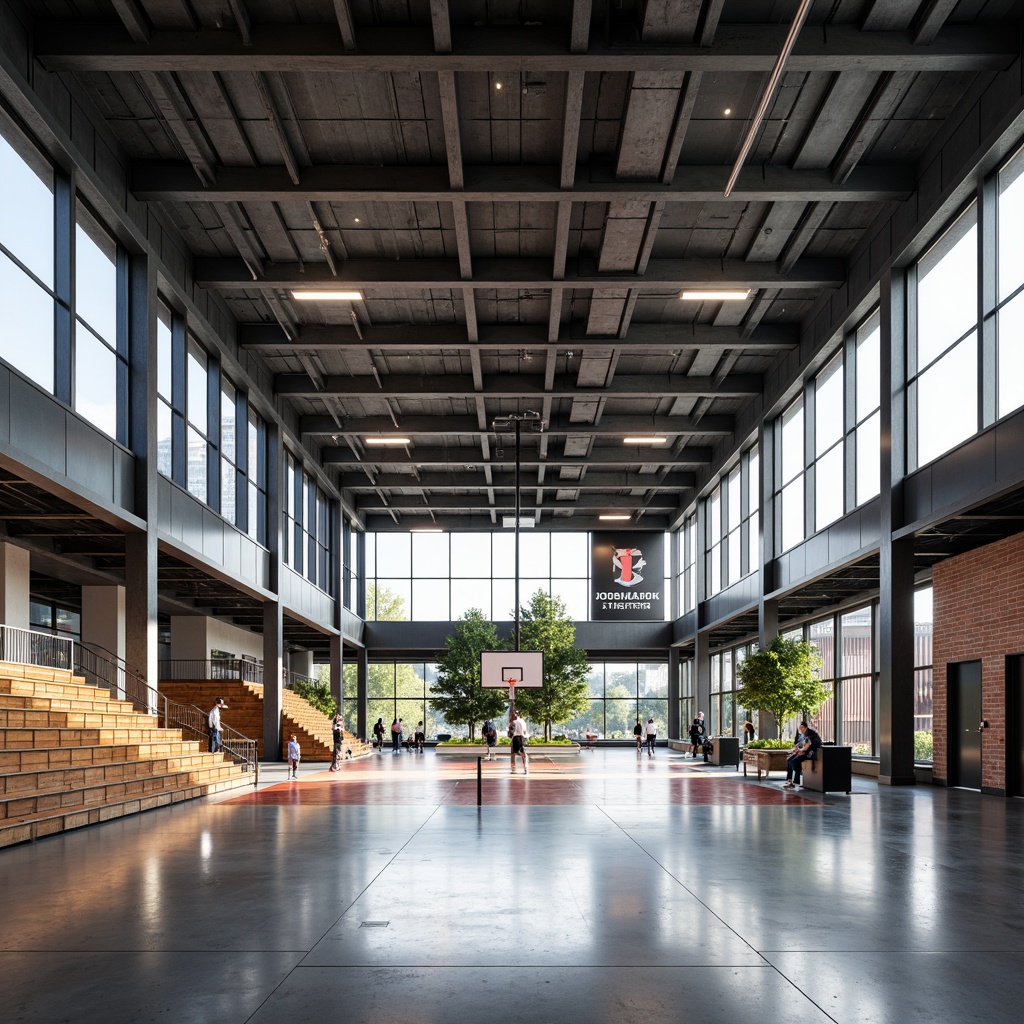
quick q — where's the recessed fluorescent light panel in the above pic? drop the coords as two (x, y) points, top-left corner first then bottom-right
(623, 436), (667, 445)
(599, 515), (632, 521)
(291, 290), (364, 301)
(680, 290), (750, 301)
(364, 437), (410, 446)
(411, 528), (444, 533)
(502, 516), (536, 528)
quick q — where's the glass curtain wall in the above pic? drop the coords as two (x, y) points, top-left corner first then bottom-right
(366, 532), (636, 622)
(914, 587), (934, 762)
(563, 663), (669, 739)
(704, 447), (759, 597)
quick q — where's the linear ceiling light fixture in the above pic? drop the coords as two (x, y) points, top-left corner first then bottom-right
(599, 515), (632, 521)
(623, 436), (668, 445)
(681, 289), (750, 301)
(364, 436), (410, 446)
(291, 289), (364, 301)
(723, 0), (813, 199)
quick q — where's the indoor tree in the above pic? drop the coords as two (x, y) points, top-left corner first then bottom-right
(736, 635), (828, 741)
(513, 590), (590, 740)
(430, 609), (510, 740)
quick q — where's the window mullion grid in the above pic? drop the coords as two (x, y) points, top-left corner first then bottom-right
(206, 352), (220, 513)
(170, 313), (187, 486)
(843, 330), (856, 516)
(54, 171), (73, 405)
(803, 380), (814, 543)
(115, 248), (129, 445)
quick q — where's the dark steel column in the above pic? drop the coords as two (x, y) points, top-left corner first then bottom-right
(667, 645), (681, 739)
(356, 645), (369, 742)
(263, 422), (284, 760)
(878, 268), (916, 785)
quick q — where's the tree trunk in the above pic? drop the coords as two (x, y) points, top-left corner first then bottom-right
(469, 723), (476, 740)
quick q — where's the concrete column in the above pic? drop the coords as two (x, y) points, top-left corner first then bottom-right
(694, 629), (711, 730)
(290, 650), (314, 680)
(169, 615), (209, 661)
(81, 585), (126, 698)
(0, 542), (30, 629)
(667, 646), (681, 739)
(356, 645), (368, 742)
(263, 600), (284, 759)
(330, 633), (343, 709)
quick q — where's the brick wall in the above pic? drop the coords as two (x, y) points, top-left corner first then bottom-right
(932, 531), (1024, 790)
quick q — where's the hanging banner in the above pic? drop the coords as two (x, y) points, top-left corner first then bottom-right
(590, 532), (666, 621)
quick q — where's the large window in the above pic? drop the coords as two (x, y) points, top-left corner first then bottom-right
(74, 205), (124, 440)
(777, 397), (805, 552)
(704, 446), (758, 597)
(0, 123), (55, 391)
(912, 205), (979, 467)
(680, 514), (697, 613)
(563, 662), (668, 740)
(284, 453), (334, 594)
(854, 315), (881, 505)
(365, 531), (598, 621)
(186, 338), (210, 502)
(913, 587), (934, 763)
(997, 143), (1024, 417)
(814, 353), (844, 530)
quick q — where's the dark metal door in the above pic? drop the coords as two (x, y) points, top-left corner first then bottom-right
(949, 660), (982, 790)
(1008, 655), (1024, 798)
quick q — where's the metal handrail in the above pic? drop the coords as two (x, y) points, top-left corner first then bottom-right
(158, 659), (264, 684)
(75, 641), (167, 722)
(0, 623), (74, 670)
(285, 671), (316, 690)
(163, 700), (259, 785)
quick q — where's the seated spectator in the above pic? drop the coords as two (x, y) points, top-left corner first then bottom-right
(783, 721), (822, 790)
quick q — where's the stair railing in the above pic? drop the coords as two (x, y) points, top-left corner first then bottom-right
(74, 641), (168, 722)
(160, 699), (259, 786)
(158, 659), (264, 684)
(0, 623), (74, 671)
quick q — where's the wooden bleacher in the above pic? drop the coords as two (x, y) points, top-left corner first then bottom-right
(156, 680), (372, 761)
(0, 660), (252, 849)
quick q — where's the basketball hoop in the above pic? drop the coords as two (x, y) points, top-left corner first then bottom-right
(506, 677), (517, 693)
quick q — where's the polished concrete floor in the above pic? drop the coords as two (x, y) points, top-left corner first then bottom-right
(1, 749), (1021, 1024)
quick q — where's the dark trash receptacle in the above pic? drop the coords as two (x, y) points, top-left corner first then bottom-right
(709, 736), (741, 768)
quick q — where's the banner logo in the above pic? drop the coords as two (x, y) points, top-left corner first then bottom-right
(612, 546), (645, 587)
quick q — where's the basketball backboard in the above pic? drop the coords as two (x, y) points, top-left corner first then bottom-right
(480, 650), (544, 688)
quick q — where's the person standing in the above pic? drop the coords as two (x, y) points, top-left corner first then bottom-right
(509, 711), (529, 775)
(645, 717), (658, 757)
(743, 720), (756, 745)
(331, 713), (344, 771)
(633, 718), (644, 755)
(483, 719), (498, 760)
(287, 734), (301, 780)
(373, 717), (385, 752)
(208, 697), (228, 754)
(391, 717), (402, 754)
(414, 721), (425, 752)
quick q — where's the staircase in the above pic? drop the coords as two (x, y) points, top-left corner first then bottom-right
(0, 660), (253, 849)
(156, 680), (372, 760)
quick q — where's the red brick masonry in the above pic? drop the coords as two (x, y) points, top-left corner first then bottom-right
(932, 531), (1024, 789)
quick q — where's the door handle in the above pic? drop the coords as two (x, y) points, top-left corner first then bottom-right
(978, 720), (989, 733)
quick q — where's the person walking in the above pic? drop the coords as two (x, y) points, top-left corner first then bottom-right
(644, 716), (658, 757)
(391, 718), (402, 754)
(509, 710), (529, 775)
(207, 697), (228, 754)
(373, 717), (385, 752)
(414, 721), (425, 752)
(287, 734), (301, 780)
(633, 718), (644, 755)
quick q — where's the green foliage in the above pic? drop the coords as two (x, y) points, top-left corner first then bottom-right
(366, 582), (407, 622)
(745, 738), (792, 749)
(513, 590), (591, 740)
(914, 730), (934, 761)
(292, 678), (337, 717)
(430, 609), (510, 740)
(736, 636), (827, 741)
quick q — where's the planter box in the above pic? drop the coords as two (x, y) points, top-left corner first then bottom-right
(743, 747), (790, 780)
(434, 743), (580, 756)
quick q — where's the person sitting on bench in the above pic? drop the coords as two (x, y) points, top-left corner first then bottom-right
(783, 721), (822, 790)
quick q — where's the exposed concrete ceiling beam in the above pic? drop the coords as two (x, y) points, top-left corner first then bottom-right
(342, 470), (697, 491)
(302, 413), (734, 436)
(325, 447), (710, 469)
(353, 495), (684, 513)
(36, 24), (1017, 74)
(241, 320), (797, 352)
(277, 372), (763, 399)
(131, 160), (914, 203)
(331, 1), (357, 51)
(197, 256), (845, 290)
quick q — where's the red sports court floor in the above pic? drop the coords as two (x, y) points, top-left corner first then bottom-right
(225, 748), (824, 806)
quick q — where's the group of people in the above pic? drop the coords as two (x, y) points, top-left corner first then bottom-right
(633, 717), (659, 756)
(372, 717), (426, 754)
